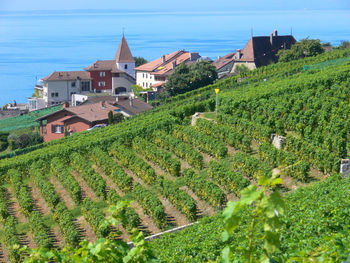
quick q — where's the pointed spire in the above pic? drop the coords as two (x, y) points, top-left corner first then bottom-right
(115, 35), (135, 63)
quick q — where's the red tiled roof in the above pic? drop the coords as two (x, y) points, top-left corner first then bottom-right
(84, 60), (123, 73)
(134, 50), (185, 72)
(115, 36), (135, 63)
(151, 82), (164, 87)
(152, 52), (192, 76)
(42, 71), (91, 81)
(37, 102), (119, 123)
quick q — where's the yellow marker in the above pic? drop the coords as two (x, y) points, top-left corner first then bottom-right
(197, 94), (200, 96)
(214, 88), (220, 94)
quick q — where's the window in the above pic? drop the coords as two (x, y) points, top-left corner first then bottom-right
(98, 81), (106, 87)
(143, 73), (144, 78)
(81, 81), (90, 91)
(51, 92), (59, 98)
(70, 92), (76, 96)
(55, 92), (58, 97)
(71, 81), (76, 87)
(124, 64), (128, 69)
(146, 82), (148, 88)
(100, 72), (106, 77)
(51, 125), (64, 134)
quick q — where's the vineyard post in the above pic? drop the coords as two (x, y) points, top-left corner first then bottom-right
(215, 88), (220, 116)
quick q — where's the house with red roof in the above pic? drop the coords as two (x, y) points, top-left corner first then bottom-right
(134, 50), (200, 91)
(37, 101), (121, 141)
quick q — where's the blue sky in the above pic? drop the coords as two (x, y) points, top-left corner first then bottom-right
(1, 0), (349, 11)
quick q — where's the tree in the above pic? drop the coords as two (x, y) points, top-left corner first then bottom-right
(339, 41), (350, 49)
(0, 132), (9, 151)
(113, 113), (124, 123)
(165, 61), (217, 96)
(233, 64), (250, 74)
(134, 57), (148, 67)
(108, 110), (114, 125)
(277, 38), (324, 62)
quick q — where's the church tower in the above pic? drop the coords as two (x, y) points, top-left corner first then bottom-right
(115, 35), (135, 78)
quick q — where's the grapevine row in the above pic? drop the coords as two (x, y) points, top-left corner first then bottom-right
(81, 198), (110, 238)
(71, 152), (107, 199)
(156, 176), (197, 221)
(110, 144), (156, 184)
(173, 126), (227, 158)
(195, 118), (252, 152)
(90, 148), (133, 192)
(231, 152), (272, 179)
(50, 157), (82, 204)
(208, 160), (250, 196)
(132, 137), (181, 177)
(152, 130), (203, 170)
(183, 169), (226, 208)
(132, 183), (167, 229)
(106, 189), (140, 231)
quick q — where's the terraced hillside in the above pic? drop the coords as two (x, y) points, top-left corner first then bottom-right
(0, 48), (350, 262)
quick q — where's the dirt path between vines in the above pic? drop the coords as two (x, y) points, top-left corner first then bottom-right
(5, 187), (27, 224)
(158, 196), (190, 227)
(93, 165), (160, 236)
(76, 216), (97, 243)
(180, 186), (215, 217)
(50, 177), (75, 209)
(71, 171), (99, 202)
(28, 182), (51, 216)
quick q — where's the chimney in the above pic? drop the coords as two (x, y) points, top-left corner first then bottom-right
(129, 95), (134, 107)
(237, 49), (241, 59)
(217, 56), (221, 60)
(273, 29), (278, 36)
(162, 55), (166, 63)
(63, 102), (69, 108)
(100, 101), (106, 109)
(270, 33), (273, 45)
(172, 61), (176, 69)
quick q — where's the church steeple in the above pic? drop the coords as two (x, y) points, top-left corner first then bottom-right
(115, 36), (135, 63)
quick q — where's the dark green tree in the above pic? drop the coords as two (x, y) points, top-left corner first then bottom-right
(108, 110), (114, 125)
(277, 38), (324, 62)
(165, 61), (217, 96)
(113, 113), (124, 123)
(134, 56), (148, 67)
(0, 132), (9, 151)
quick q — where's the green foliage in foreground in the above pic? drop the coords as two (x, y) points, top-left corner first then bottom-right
(151, 175), (350, 262)
(22, 176), (350, 262)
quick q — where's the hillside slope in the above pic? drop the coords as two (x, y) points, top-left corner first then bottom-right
(0, 49), (350, 262)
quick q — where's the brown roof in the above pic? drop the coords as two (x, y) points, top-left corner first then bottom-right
(42, 71), (91, 81)
(152, 52), (192, 76)
(239, 32), (296, 67)
(37, 102), (119, 123)
(115, 36), (135, 63)
(213, 52), (235, 70)
(134, 50), (185, 72)
(80, 95), (153, 115)
(84, 60), (123, 73)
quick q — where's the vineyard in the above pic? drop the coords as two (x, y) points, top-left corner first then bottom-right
(0, 48), (350, 261)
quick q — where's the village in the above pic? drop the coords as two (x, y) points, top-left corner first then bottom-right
(1, 29), (299, 142)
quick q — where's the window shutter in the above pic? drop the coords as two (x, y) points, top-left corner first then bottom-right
(51, 125), (56, 133)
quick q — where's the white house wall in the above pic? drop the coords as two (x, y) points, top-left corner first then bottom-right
(136, 71), (159, 89)
(116, 62), (135, 78)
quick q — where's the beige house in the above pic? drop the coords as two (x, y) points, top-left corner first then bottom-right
(135, 50), (200, 91)
(36, 71), (92, 107)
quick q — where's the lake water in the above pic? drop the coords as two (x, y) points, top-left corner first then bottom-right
(0, 9), (350, 105)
